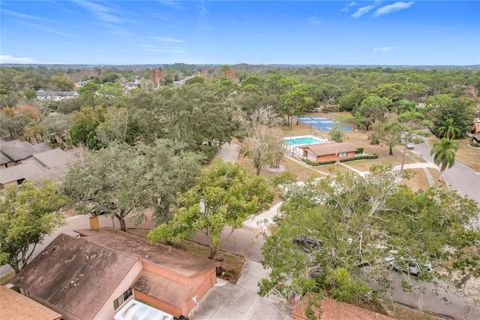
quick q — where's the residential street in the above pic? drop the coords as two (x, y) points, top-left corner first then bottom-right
(413, 142), (480, 203)
(387, 273), (480, 320)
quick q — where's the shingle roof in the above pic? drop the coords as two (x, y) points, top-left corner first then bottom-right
(0, 148), (82, 185)
(77, 229), (218, 277)
(133, 270), (192, 308)
(33, 149), (73, 169)
(0, 151), (13, 165)
(292, 295), (394, 320)
(0, 286), (62, 320)
(0, 141), (36, 161)
(14, 234), (138, 320)
(32, 143), (51, 153)
(301, 142), (357, 156)
(0, 159), (45, 185)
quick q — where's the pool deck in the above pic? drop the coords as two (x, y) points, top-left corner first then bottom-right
(283, 135), (330, 158)
(282, 135), (329, 146)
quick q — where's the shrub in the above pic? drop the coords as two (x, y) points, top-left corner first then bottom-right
(302, 158), (336, 166)
(470, 138), (480, 148)
(340, 154), (378, 163)
(270, 172), (297, 187)
(355, 147), (364, 154)
(414, 129), (432, 137)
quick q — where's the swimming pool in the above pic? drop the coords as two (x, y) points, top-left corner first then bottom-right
(297, 116), (352, 131)
(284, 136), (322, 146)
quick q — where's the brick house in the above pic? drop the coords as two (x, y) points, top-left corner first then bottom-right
(13, 229), (218, 320)
(300, 142), (357, 163)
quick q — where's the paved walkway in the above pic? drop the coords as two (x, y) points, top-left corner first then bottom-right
(190, 260), (291, 320)
(339, 161), (438, 179)
(339, 162), (367, 176)
(216, 143), (240, 163)
(243, 202), (282, 234)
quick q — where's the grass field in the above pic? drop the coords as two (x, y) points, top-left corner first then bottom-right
(456, 139), (480, 172)
(237, 154), (324, 181)
(401, 169), (429, 192)
(428, 136), (480, 172)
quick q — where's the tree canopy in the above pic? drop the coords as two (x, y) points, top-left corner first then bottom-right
(63, 140), (203, 231)
(0, 181), (66, 273)
(149, 160), (274, 258)
(260, 167), (479, 306)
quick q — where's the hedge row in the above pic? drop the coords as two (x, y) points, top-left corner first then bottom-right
(340, 154), (378, 162)
(301, 154), (379, 166)
(301, 159), (336, 166)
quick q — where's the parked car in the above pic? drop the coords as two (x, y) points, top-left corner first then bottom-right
(292, 236), (322, 253)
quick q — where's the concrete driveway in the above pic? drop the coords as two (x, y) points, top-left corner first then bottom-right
(190, 260), (292, 320)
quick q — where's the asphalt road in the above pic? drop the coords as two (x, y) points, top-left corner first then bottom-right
(387, 273), (480, 320)
(413, 142), (480, 203)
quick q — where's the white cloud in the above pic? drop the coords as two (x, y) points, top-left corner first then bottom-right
(374, 2), (414, 17)
(142, 44), (186, 54)
(308, 16), (322, 25)
(351, 5), (375, 18)
(342, 1), (359, 12)
(151, 36), (185, 43)
(2, 9), (58, 23)
(155, 0), (184, 10)
(73, 0), (122, 23)
(0, 54), (37, 64)
(373, 46), (394, 52)
(15, 20), (78, 38)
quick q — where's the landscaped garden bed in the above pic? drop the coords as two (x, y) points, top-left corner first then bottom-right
(128, 229), (246, 284)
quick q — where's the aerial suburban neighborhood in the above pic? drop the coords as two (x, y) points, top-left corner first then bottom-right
(0, 1), (479, 320)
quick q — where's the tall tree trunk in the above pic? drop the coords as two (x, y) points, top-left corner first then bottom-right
(119, 217), (127, 232)
(208, 245), (217, 260)
(114, 212), (127, 231)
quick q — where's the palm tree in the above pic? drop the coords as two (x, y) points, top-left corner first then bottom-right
(431, 138), (458, 175)
(437, 118), (460, 140)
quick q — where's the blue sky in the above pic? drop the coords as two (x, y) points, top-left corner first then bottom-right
(1, 1), (479, 65)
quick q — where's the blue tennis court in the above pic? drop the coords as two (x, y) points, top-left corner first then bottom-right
(297, 116), (352, 131)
